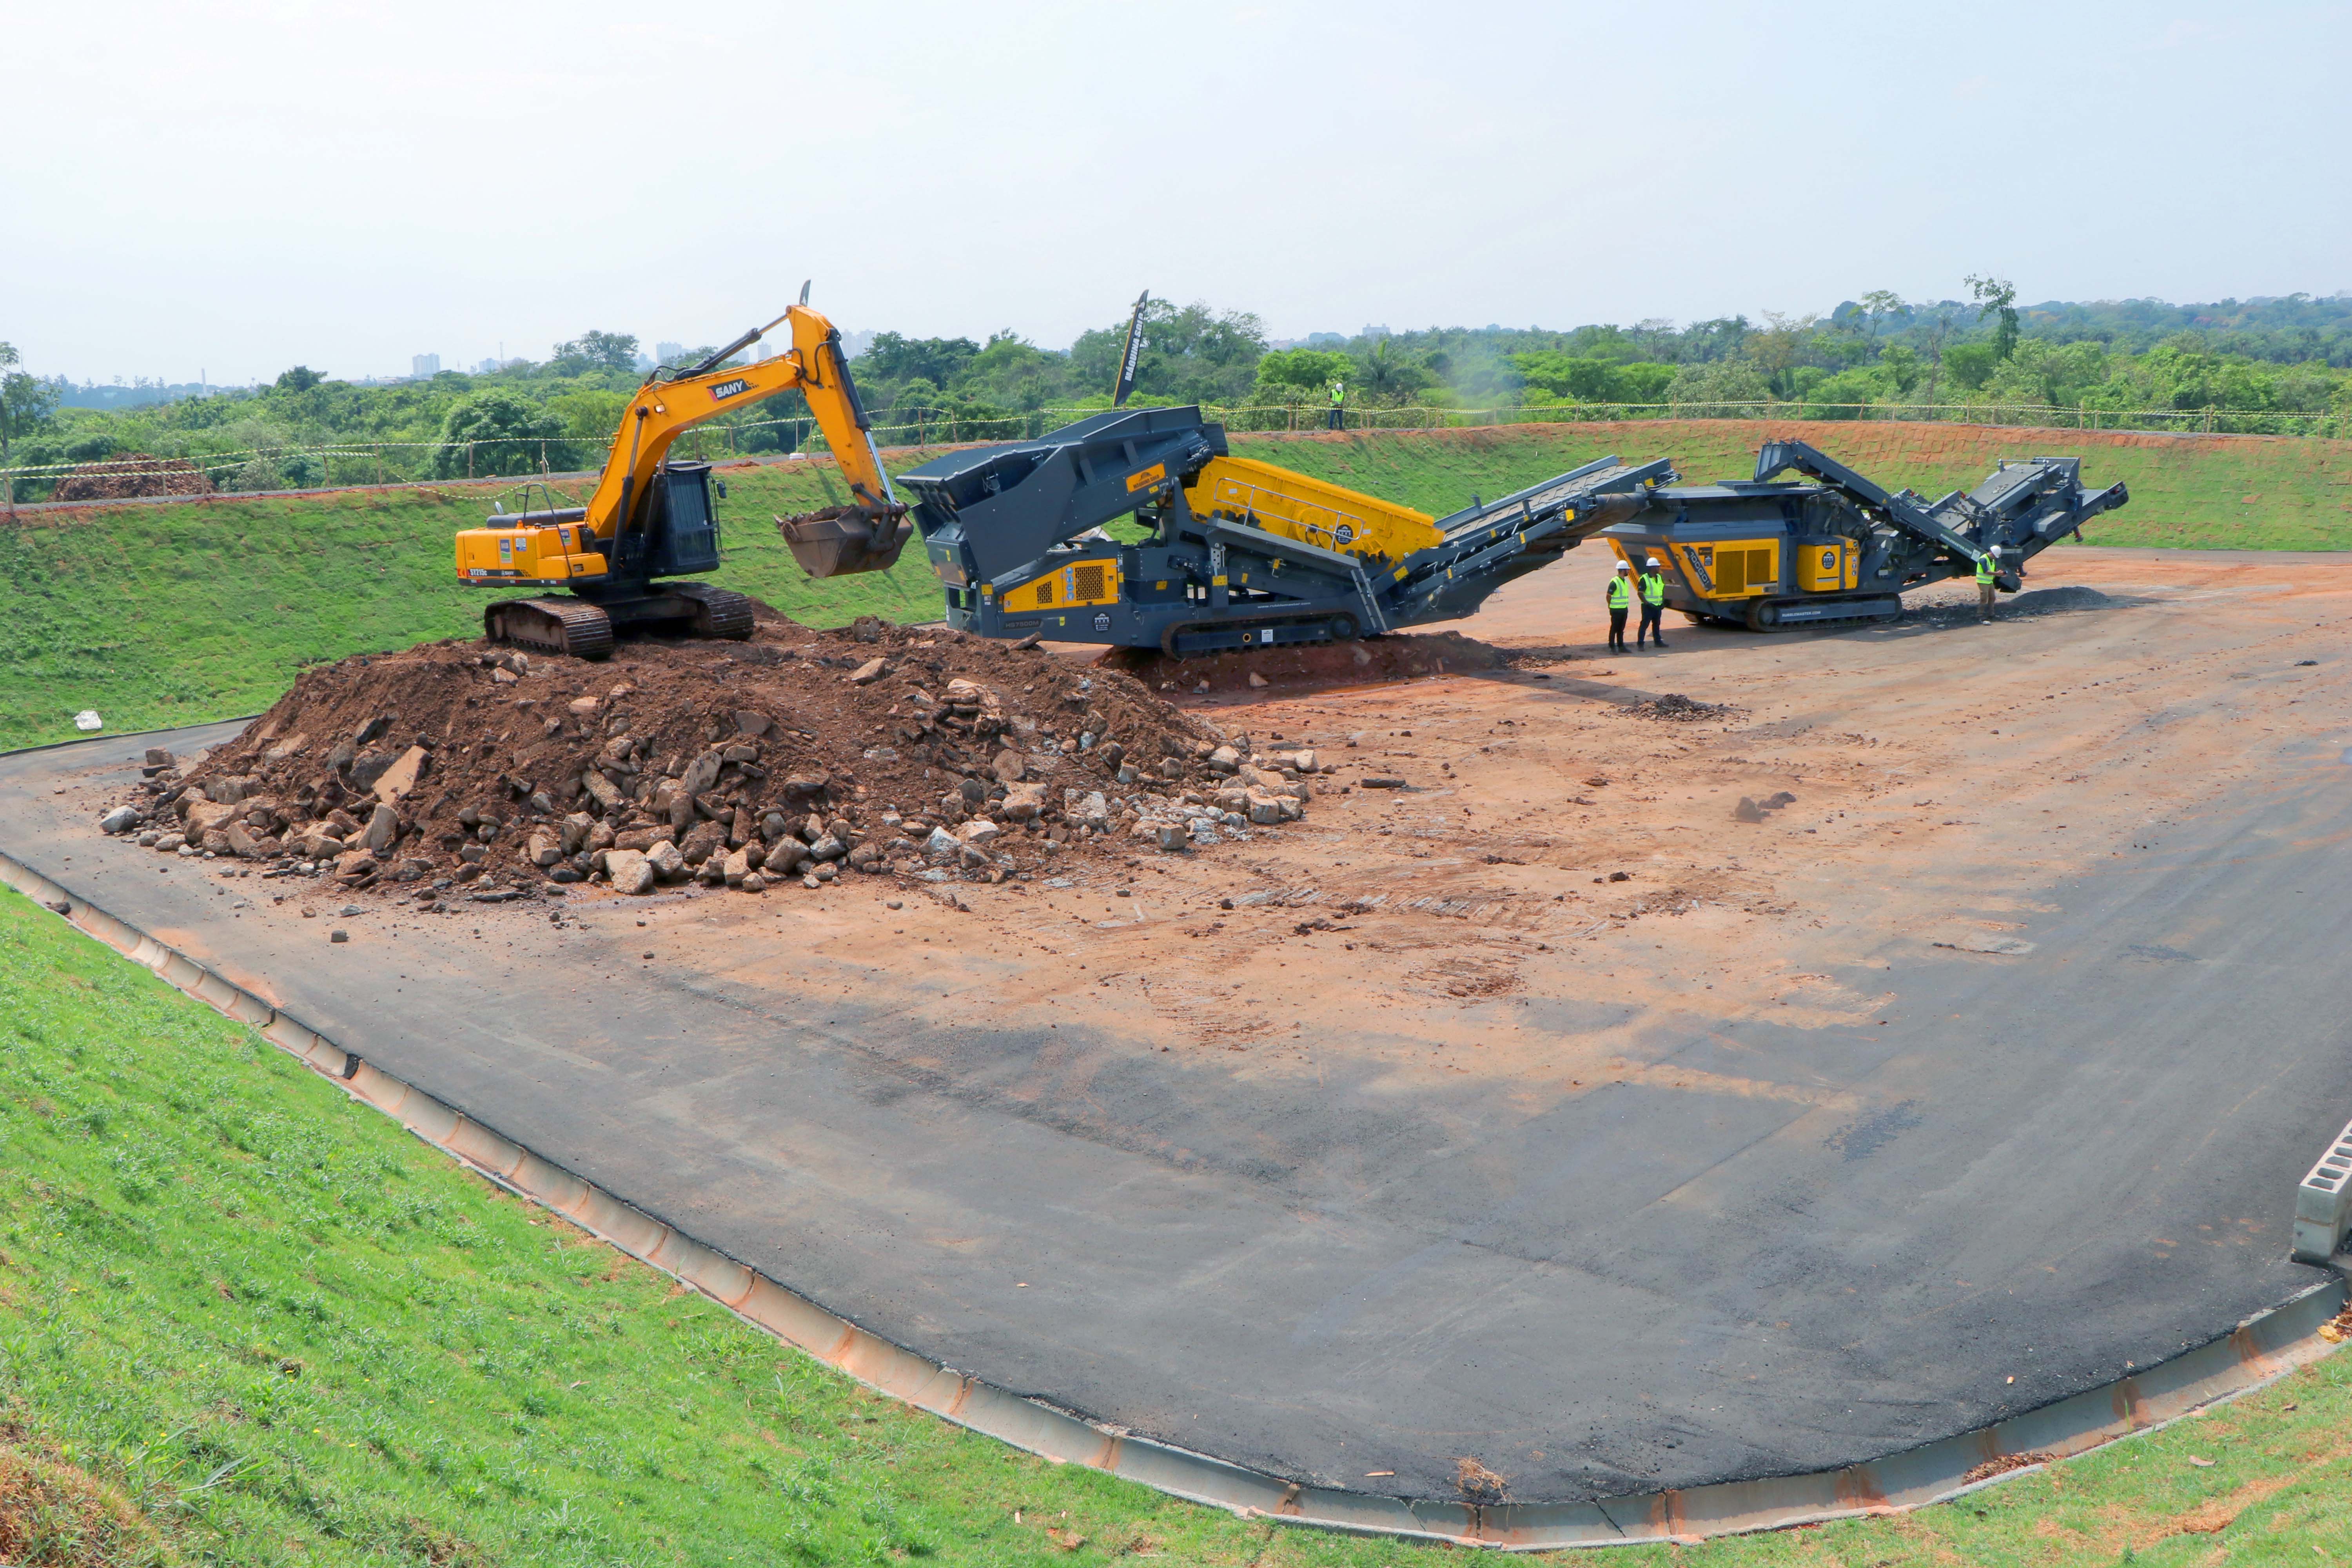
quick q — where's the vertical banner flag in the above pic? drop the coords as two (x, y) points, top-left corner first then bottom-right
(1112, 289), (1149, 408)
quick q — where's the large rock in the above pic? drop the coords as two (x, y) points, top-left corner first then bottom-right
(223, 820), (262, 858)
(292, 826), (344, 861)
(184, 798), (240, 836)
(1245, 789), (1286, 826)
(922, 825), (962, 861)
(679, 818), (728, 866)
(720, 847), (752, 887)
(360, 803), (399, 854)
(350, 749), (401, 792)
(582, 770), (623, 813)
(846, 840), (884, 871)
(645, 839), (687, 880)
(1000, 782), (1047, 822)
(805, 834), (846, 863)
(849, 656), (889, 684)
(992, 749), (1026, 783)
(606, 848), (655, 895)
(559, 812), (595, 853)
(370, 745), (430, 804)
(680, 748), (724, 799)
(1206, 745), (1240, 774)
(761, 839), (808, 876)
(333, 849), (380, 880)
(955, 818), (1000, 848)
(526, 830), (562, 867)
(98, 805), (140, 835)
(781, 771), (829, 800)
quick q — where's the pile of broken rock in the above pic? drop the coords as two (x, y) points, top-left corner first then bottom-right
(91, 621), (1337, 901)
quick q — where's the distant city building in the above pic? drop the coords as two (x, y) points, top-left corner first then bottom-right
(655, 341), (684, 364)
(412, 352), (441, 377)
(838, 329), (876, 359)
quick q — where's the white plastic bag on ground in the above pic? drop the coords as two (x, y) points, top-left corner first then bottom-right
(73, 710), (102, 731)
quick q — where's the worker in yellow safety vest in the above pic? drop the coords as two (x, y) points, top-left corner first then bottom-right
(1605, 561), (1633, 652)
(1636, 556), (1670, 649)
(1975, 547), (1998, 621)
(1327, 379), (1346, 431)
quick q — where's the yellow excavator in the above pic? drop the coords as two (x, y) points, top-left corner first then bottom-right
(456, 294), (911, 658)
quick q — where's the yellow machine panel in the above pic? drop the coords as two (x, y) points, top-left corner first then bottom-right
(454, 522), (609, 585)
(1187, 456), (1442, 564)
(1670, 539), (1779, 599)
(1001, 558), (1122, 612)
(1797, 538), (1858, 592)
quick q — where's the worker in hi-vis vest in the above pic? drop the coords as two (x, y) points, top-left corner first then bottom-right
(1327, 379), (1346, 431)
(1975, 547), (1999, 621)
(1637, 556), (1670, 649)
(1606, 561), (1633, 652)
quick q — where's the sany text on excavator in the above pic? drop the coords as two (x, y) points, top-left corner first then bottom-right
(457, 294), (911, 659)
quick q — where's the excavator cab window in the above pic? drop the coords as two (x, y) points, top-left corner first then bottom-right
(647, 461), (721, 578)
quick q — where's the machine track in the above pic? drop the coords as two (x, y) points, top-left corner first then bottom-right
(666, 582), (756, 640)
(485, 597), (616, 660)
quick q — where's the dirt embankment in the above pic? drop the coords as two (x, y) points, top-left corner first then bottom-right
(49, 453), (213, 501)
(1103, 629), (1568, 696)
(98, 610), (1341, 900)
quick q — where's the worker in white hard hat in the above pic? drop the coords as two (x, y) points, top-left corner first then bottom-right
(1636, 556), (1670, 649)
(1605, 560), (1633, 653)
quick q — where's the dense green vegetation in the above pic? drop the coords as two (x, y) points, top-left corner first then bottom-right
(10, 291), (2352, 504)
(2, 422), (2345, 752)
(7, 880), (2352, 1565)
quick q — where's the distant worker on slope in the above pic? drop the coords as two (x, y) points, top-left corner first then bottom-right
(1327, 378), (1346, 431)
(1976, 546), (2000, 621)
(1606, 560), (1633, 652)
(1637, 555), (1669, 649)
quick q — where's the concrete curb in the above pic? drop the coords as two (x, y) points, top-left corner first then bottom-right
(2, 848), (2343, 1549)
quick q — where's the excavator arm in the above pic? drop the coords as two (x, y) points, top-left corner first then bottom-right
(584, 304), (907, 574)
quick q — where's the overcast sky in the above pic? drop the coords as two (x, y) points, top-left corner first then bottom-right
(10, 0), (2347, 385)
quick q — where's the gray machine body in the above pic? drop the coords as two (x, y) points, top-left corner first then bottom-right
(1602, 440), (2132, 630)
(894, 411), (2128, 650)
(895, 406), (1669, 654)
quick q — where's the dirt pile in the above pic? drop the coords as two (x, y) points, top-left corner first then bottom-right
(1615, 692), (1736, 723)
(99, 610), (1338, 899)
(49, 453), (214, 501)
(1102, 629), (1534, 695)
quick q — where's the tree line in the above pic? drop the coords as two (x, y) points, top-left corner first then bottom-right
(7, 286), (2351, 501)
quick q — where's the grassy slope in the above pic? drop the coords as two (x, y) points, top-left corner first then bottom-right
(5, 423), (2349, 750)
(0, 457), (953, 752)
(3, 883), (2349, 1565)
(1248, 421), (2352, 552)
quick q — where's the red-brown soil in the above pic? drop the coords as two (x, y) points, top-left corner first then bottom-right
(49, 453), (213, 501)
(130, 607), (1238, 895)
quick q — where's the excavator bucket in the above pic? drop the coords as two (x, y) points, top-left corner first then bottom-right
(777, 505), (915, 577)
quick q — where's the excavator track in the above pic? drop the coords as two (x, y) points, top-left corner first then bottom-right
(664, 582), (757, 641)
(485, 597), (616, 660)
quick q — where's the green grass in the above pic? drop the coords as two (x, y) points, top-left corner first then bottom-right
(6, 422), (2350, 751)
(4, 884), (2352, 1565)
(1249, 422), (2352, 553)
(0, 457), (950, 753)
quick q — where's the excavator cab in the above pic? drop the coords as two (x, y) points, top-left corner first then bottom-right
(623, 461), (721, 580)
